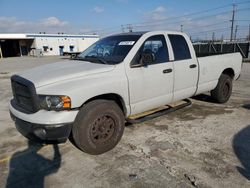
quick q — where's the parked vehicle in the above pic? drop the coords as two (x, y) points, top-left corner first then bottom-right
(10, 31), (242, 155)
(63, 51), (81, 59)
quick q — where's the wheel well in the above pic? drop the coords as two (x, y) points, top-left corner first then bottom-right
(222, 68), (235, 79)
(83, 94), (126, 115)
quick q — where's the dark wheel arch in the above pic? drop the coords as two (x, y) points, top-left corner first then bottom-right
(82, 93), (127, 116)
(222, 68), (235, 79)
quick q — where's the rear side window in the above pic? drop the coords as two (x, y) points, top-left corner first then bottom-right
(168, 35), (191, 61)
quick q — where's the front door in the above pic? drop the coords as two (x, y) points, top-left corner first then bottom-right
(126, 35), (174, 115)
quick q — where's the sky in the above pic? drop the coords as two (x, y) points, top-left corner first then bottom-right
(0, 0), (249, 40)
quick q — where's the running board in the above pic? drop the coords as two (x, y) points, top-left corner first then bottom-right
(126, 99), (192, 124)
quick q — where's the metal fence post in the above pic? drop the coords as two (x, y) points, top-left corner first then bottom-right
(0, 44), (3, 59)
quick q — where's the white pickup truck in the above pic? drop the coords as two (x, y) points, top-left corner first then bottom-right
(10, 31), (242, 155)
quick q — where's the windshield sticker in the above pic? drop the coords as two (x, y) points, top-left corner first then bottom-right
(118, 41), (135, 45)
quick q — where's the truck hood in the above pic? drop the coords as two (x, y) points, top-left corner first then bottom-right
(19, 60), (115, 88)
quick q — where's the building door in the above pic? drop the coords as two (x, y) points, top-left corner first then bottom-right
(20, 46), (28, 56)
(0, 40), (20, 57)
(59, 46), (64, 56)
(70, 46), (74, 52)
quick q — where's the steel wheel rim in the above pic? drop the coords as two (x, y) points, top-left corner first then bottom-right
(90, 115), (115, 144)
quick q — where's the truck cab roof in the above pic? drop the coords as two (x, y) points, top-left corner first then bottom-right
(110, 31), (185, 37)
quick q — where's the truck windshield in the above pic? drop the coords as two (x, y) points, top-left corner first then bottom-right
(77, 35), (142, 64)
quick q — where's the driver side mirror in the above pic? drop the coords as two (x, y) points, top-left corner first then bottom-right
(141, 49), (155, 66)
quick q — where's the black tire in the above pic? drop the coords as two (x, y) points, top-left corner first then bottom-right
(211, 74), (233, 103)
(71, 100), (125, 155)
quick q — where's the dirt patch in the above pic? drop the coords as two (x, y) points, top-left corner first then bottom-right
(166, 103), (234, 121)
(0, 72), (9, 75)
(0, 140), (25, 155)
(1, 127), (18, 137)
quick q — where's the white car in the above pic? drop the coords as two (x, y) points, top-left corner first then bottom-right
(10, 31), (242, 155)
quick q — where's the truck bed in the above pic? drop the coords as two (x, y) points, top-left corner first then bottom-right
(195, 52), (242, 95)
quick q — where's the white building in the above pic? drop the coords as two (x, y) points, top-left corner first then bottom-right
(0, 33), (99, 58)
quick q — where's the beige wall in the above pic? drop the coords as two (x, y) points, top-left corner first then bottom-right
(35, 36), (99, 56)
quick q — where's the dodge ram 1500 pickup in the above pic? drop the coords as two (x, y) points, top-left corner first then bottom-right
(10, 31), (242, 155)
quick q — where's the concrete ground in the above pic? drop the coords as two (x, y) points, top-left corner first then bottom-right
(0, 56), (250, 188)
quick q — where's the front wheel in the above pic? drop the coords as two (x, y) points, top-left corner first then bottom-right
(211, 74), (233, 103)
(71, 100), (125, 155)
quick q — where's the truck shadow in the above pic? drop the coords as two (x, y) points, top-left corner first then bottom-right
(6, 140), (61, 188)
(232, 125), (250, 180)
(242, 104), (250, 110)
(191, 94), (217, 103)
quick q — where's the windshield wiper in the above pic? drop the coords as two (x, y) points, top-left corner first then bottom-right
(96, 57), (108, 64)
(74, 56), (111, 64)
(73, 57), (86, 61)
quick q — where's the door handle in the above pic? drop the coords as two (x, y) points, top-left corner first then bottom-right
(189, 64), (197, 68)
(163, 69), (172, 74)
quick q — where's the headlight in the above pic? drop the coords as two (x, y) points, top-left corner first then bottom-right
(39, 95), (71, 111)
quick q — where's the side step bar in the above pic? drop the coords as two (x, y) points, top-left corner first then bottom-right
(126, 99), (192, 124)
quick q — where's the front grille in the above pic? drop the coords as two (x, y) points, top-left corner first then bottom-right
(11, 75), (38, 113)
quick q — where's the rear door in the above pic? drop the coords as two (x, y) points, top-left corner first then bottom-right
(168, 34), (198, 101)
(126, 34), (174, 115)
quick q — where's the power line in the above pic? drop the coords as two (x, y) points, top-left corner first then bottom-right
(126, 3), (250, 29)
(234, 0), (250, 5)
(235, 19), (250, 21)
(184, 21), (229, 31)
(132, 10), (232, 28)
(189, 27), (231, 35)
(126, 0), (250, 26)
(81, 1), (250, 36)
(131, 7), (250, 39)
(132, 7), (249, 30)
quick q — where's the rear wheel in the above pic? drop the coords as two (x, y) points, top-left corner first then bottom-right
(211, 74), (232, 103)
(71, 100), (125, 155)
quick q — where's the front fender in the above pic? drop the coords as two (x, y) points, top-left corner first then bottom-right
(36, 71), (130, 115)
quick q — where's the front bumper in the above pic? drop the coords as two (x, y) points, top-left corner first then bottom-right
(9, 100), (78, 143)
(10, 112), (72, 143)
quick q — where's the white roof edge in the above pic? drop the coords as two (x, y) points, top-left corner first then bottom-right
(27, 33), (99, 37)
(144, 30), (186, 35)
(0, 34), (31, 39)
(0, 33), (99, 39)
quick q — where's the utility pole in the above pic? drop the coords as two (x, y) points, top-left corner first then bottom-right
(212, 32), (215, 42)
(121, 25), (125, 33)
(234, 25), (238, 41)
(230, 4), (236, 42)
(248, 24), (250, 41)
(180, 25), (183, 32)
(127, 24), (133, 32)
(221, 34), (224, 42)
